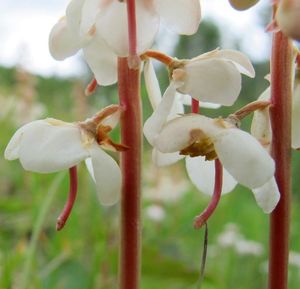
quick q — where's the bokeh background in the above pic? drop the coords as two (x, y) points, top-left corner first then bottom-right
(1, 0), (300, 288)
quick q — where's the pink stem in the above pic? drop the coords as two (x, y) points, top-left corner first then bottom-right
(194, 159), (223, 229)
(56, 166), (78, 231)
(268, 31), (293, 289)
(126, 0), (137, 56)
(192, 98), (200, 113)
(118, 57), (142, 289)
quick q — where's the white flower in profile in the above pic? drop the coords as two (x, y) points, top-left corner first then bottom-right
(151, 113), (279, 213)
(169, 48), (255, 106)
(49, 0), (201, 84)
(4, 105), (124, 206)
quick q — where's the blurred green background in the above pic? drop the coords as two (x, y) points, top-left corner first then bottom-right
(1, 20), (300, 289)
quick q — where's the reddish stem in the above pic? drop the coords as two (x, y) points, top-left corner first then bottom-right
(191, 98), (200, 113)
(127, 0), (137, 56)
(194, 159), (223, 229)
(85, 78), (98, 96)
(269, 32), (293, 289)
(56, 166), (78, 231)
(118, 57), (142, 289)
(141, 50), (174, 66)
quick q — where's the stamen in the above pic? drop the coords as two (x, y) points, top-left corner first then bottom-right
(194, 159), (223, 229)
(56, 166), (78, 231)
(85, 78), (98, 96)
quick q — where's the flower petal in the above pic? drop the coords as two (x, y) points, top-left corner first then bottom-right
(214, 49), (255, 78)
(49, 18), (81, 60)
(178, 58), (242, 106)
(251, 87), (272, 150)
(155, 114), (223, 153)
(83, 39), (117, 86)
(80, 0), (99, 38)
(144, 59), (162, 109)
(152, 148), (184, 167)
(16, 119), (89, 173)
(185, 156), (237, 195)
(66, 0), (85, 31)
(5, 120), (43, 160)
(292, 83), (300, 149)
(154, 0), (201, 35)
(96, 0), (159, 56)
(143, 82), (178, 145)
(214, 128), (275, 189)
(252, 177), (280, 213)
(89, 145), (121, 206)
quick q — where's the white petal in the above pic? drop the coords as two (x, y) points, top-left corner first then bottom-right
(155, 114), (223, 153)
(49, 18), (81, 60)
(83, 39), (117, 86)
(144, 59), (162, 109)
(80, 0), (100, 37)
(5, 120), (44, 160)
(185, 156), (237, 195)
(143, 82), (178, 145)
(154, 0), (201, 35)
(18, 120), (89, 173)
(252, 177), (280, 213)
(292, 83), (300, 149)
(251, 87), (272, 150)
(89, 145), (121, 206)
(214, 128), (275, 189)
(96, 0), (159, 56)
(66, 0), (85, 31)
(214, 49), (255, 78)
(178, 59), (242, 106)
(85, 158), (95, 182)
(152, 148), (184, 167)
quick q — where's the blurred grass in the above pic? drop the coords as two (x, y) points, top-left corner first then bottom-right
(0, 56), (300, 289)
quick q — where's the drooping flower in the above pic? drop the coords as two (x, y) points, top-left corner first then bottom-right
(168, 48), (255, 106)
(49, 0), (201, 85)
(4, 105), (124, 206)
(146, 103), (279, 212)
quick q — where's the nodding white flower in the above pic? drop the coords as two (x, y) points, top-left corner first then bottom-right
(4, 105), (124, 206)
(169, 49), (255, 106)
(228, 0), (260, 11)
(147, 111), (279, 212)
(276, 0), (300, 41)
(49, 0), (201, 84)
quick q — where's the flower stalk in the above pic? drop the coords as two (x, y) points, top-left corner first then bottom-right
(268, 31), (293, 289)
(56, 166), (78, 231)
(118, 57), (142, 289)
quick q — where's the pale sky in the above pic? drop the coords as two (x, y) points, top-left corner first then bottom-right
(0, 0), (271, 78)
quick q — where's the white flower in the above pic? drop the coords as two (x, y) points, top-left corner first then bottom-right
(169, 49), (255, 106)
(49, 0), (201, 84)
(4, 105), (123, 206)
(147, 109), (279, 212)
(276, 0), (300, 41)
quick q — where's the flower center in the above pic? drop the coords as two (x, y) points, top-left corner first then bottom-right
(179, 129), (217, 160)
